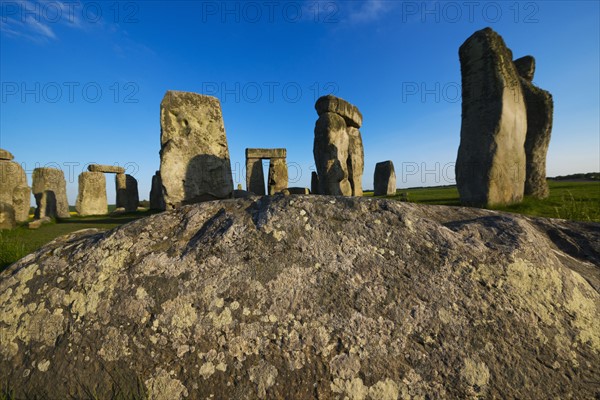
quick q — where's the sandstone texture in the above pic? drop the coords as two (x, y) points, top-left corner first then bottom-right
(11, 186), (31, 223)
(116, 174), (139, 213)
(88, 164), (126, 174)
(0, 158), (30, 223)
(150, 171), (166, 211)
(267, 158), (288, 195)
(247, 149), (287, 159)
(455, 27), (527, 207)
(347, 127), (364, 197)
(0, 202), (16, 230)
(514, 55), (535, 81)
(76, 172), (108, 216)
(315, 95), (363, 128)
(1, 196), (599, 399)
(0, 149), (14, 161)
(374, 161), (397, 196)
(32, 168), (70, 219)
(160, 91), (234, 208)
(313, 96), (364, 197)
(514, 55), (554, 199)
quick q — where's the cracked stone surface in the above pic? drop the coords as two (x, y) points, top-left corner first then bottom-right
(1, 196), (599, 399)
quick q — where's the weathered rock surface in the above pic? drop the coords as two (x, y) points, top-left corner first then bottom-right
(32, 168), (70, 219)
(0, 149), (14, 161)
(246, 157), (266, 195)
(0, 159), (29, 223)
(11, 186), (31, 223)
(1, 196), (599, 399)
(311, 171), (319, 195)
(374, 161), (397, 196)
(455, 27), (528, 207)
(268, 158), (288, 195)
(150, 171), (166, 211)
(313, 96), (364, 197)
(247, 149), (287, 159)
(315, 95), (363, 128)
(160, 91), (234, 209)
(514, 55), (554, 199)
(75, 172), (108, 216)
(285, 187), (310, 195)
(88, 164), (126, 174)
(0, 202), (16, 230)
(514, 55), (535, 81)
(347, 127), (364, 197)
(314, 112), (352, 196)
(116, 174), (139, 212)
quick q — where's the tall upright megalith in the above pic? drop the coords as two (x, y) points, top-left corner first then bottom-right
(268, 158), (288, 195)
(0, 149), (30, 223)
(32, 167), (70, 219)
(116, 174), (139, 212)
(150, 171), (166, 211)
(455, 28), (528, 207)
(160, 91), (234, 209)
(76, 172), (108, 216)
(313, 95), (364, 196)
(514, 55), (553, 199)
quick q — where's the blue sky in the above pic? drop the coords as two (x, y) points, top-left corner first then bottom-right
(1, 0), (599, 204)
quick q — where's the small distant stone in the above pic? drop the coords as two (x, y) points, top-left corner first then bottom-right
(28, 217), (51, 230)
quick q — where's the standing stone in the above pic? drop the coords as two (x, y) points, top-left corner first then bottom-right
(313, 96), (364, 196)
(150, 171), (166, 211)
(76, 172), (107, 216)
(160, 91), (234, 209)
(12, 186), (31, 222)
(268, 158), (288, 195)
(116, 174), (139, 212)
(0, 154), (30, 223)
(246, 158), (265, 195)
(32, 168), (70, 219)
(0, 202), (16, 230)
(455, 28), (527, 207)
(314, 112), (352, 196)
(311, 172), (319, 195)
(347, 127), (364, 196)
(374, 161), (397, 196)
(514, 55), (553, 199)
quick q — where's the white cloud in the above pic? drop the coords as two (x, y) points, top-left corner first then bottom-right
(346, 0), (395, 24)
(0, 0), (94, 43)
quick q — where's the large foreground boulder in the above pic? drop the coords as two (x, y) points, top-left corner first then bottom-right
(455, 27), (528, 207)
(160, 91), (234, 209)
(1, 196), (599, 399)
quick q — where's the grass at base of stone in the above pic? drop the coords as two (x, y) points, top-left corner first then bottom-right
(366, 180), (600, 222)
(0, 210), (156, 272)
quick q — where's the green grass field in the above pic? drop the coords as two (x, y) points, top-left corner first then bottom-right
(0, 211), (156, 271)
(367, 180), (600, 221)
(1, 181), (598, 271)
